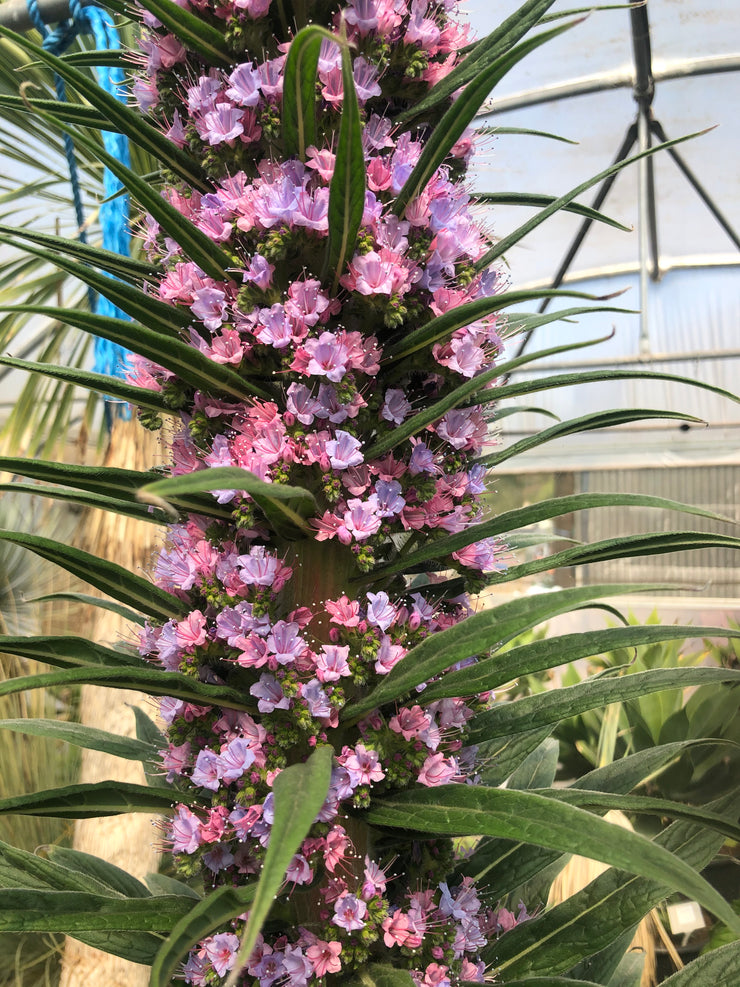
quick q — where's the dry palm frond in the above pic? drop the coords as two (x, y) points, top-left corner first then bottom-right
(548, 810), (684, 987)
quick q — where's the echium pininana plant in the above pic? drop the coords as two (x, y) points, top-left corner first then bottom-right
(129, 0), (524, 983)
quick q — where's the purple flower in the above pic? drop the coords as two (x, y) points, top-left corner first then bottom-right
(250, 673), (291, 712)
(170, 805), (202, 853)
(190, 286), (228, 330)
(301, 678), (332, 718)
(191, 749), (221, 791)
(333, 893), (368, 932)
(225, 63), (262, 106)
(381, 388), (412, 424)
(203, 932), (239, 977)
(326, 430), (364, 470)
(217, 737), (256, 783)
(366, 590), (397, 630)
(198, 103), (245, 146)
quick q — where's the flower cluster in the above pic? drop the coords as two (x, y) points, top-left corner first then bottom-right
(127, 0), (525, 982)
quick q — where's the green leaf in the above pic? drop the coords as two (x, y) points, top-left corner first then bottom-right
(489, 531), (740, 587)
(0, 781), (201, 819)
(0, 482), (170, 526)
(473, 191), (628, 230)
(0, 634), (143, 669)
(0, 23), (220, 186)
(0, 355), (170, 416)
(489, 980), (604, 987)
(0, 222), (158, 283)
(344, 966), (416, 987)
(149, 884), (256, 987)
(535, 788), (740, 842)
(482, 408), (706, 467)
(363, 786), (740, 933)
(0, 93), (112, 131)
(24, 592), (147, 627)
(489, 793), (740, 977)
(126, 0), (234, 67)
(341, 584), (670, 721)
(0, 238), (191, 335)
(474, 727), (555, 788)
(325, 40), (366, 288)
(477, 367), (740, 410)
(659, 942), (740, 986)
(0, 529), (185, 621)
(507, 738), (560, 790)
(0, 665), (255, 712)
(384, 291), (627, 364)
(394, 0), (556, 124)
(0, 889), (196, 932)
(0, 719), (156, 763)
(0, 838), (137, 896)
(479, 667), (740, 739)
(369, 322), (629, 460)
(367, 491), (730, 583)
(0, 306), (270, 402)
(479, 124), (578, 143)
(9, 112), (232, 281)
(283, 25), (336, 159)
(423, 623), (740, 705)
(474, 130), (706, 272)
(45, 846), (154, 900)
(132, 707), (167, 750)
(392, 20), (573, 217)
(138, 468), (317, 536)
(144, 873), (201, 899)
(224, 746), (334, 987)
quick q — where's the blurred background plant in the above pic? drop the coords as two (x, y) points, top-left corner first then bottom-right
(0, 492), (80, 987)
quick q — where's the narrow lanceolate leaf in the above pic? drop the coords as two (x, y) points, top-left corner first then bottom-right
(455, 741), (714, 888)
(0, 889), (196, 932)
(384, 288), (626, 363)
(367, 491), (731, 582)
(0, 356), (170, 416)
(473, 192), (629, 230)
(474, 130), (706, 272)
(0, 223), (159, 283)
(0, 837), (149, 898)
(658, 943), (740, 986)
(479, 124), (577, 143)
(0, 306), (269, 401)
(25, 593), (146, 626)
(395, 0), (556, 123)
(488, 794), (740, 978)
(344, 966), (416, 987)
(283, 25), (336, 159)
(392, 21), (573, 217)
(0, 720), (157, 763)
(0, 781), (202, 819)
(0, 634), (143, 670)
(364, 786), (740, 934)
(423, 622), (740, 704)
(536, 788), (740, 842)
(341, 584), (668, 721)
(0, 665), (255, 712)
(489, 531), (740, 587)
(46, 845), (155, 899)
(18, 115), (233, 281)
(474, 727), (554, 788)
(0, 530), (184, 621)
(0, 238), (190, 335)
(139, 467), (317, 534)
(0, 482), (170, 526)
(223, 746), (334, 987)
(369, 326), (639, 459)
(479, 667), (740, 739)
(325, 42), (366, 287)
(149, 885), (256, 987)
(0, 93), (112, 131)
(0, 23), (217, 186)
(476, 367), (740, 410)
(482, 408), (705, 466)
(126, 0), (234, 67)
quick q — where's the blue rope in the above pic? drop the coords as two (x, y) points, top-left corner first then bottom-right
(26, 0), (133, 423)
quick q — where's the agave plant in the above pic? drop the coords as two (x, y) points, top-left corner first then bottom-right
(0, 0), (739, 986)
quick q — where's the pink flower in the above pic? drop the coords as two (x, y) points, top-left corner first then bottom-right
(203, 932), (239, 977)
(418, 753), (459, 787)
(343, 743), (385, 786)
(170, 805), (202, 853)
(306, 940), (342, 977)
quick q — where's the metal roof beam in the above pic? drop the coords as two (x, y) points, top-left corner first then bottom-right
(478, 54), (740, 117)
